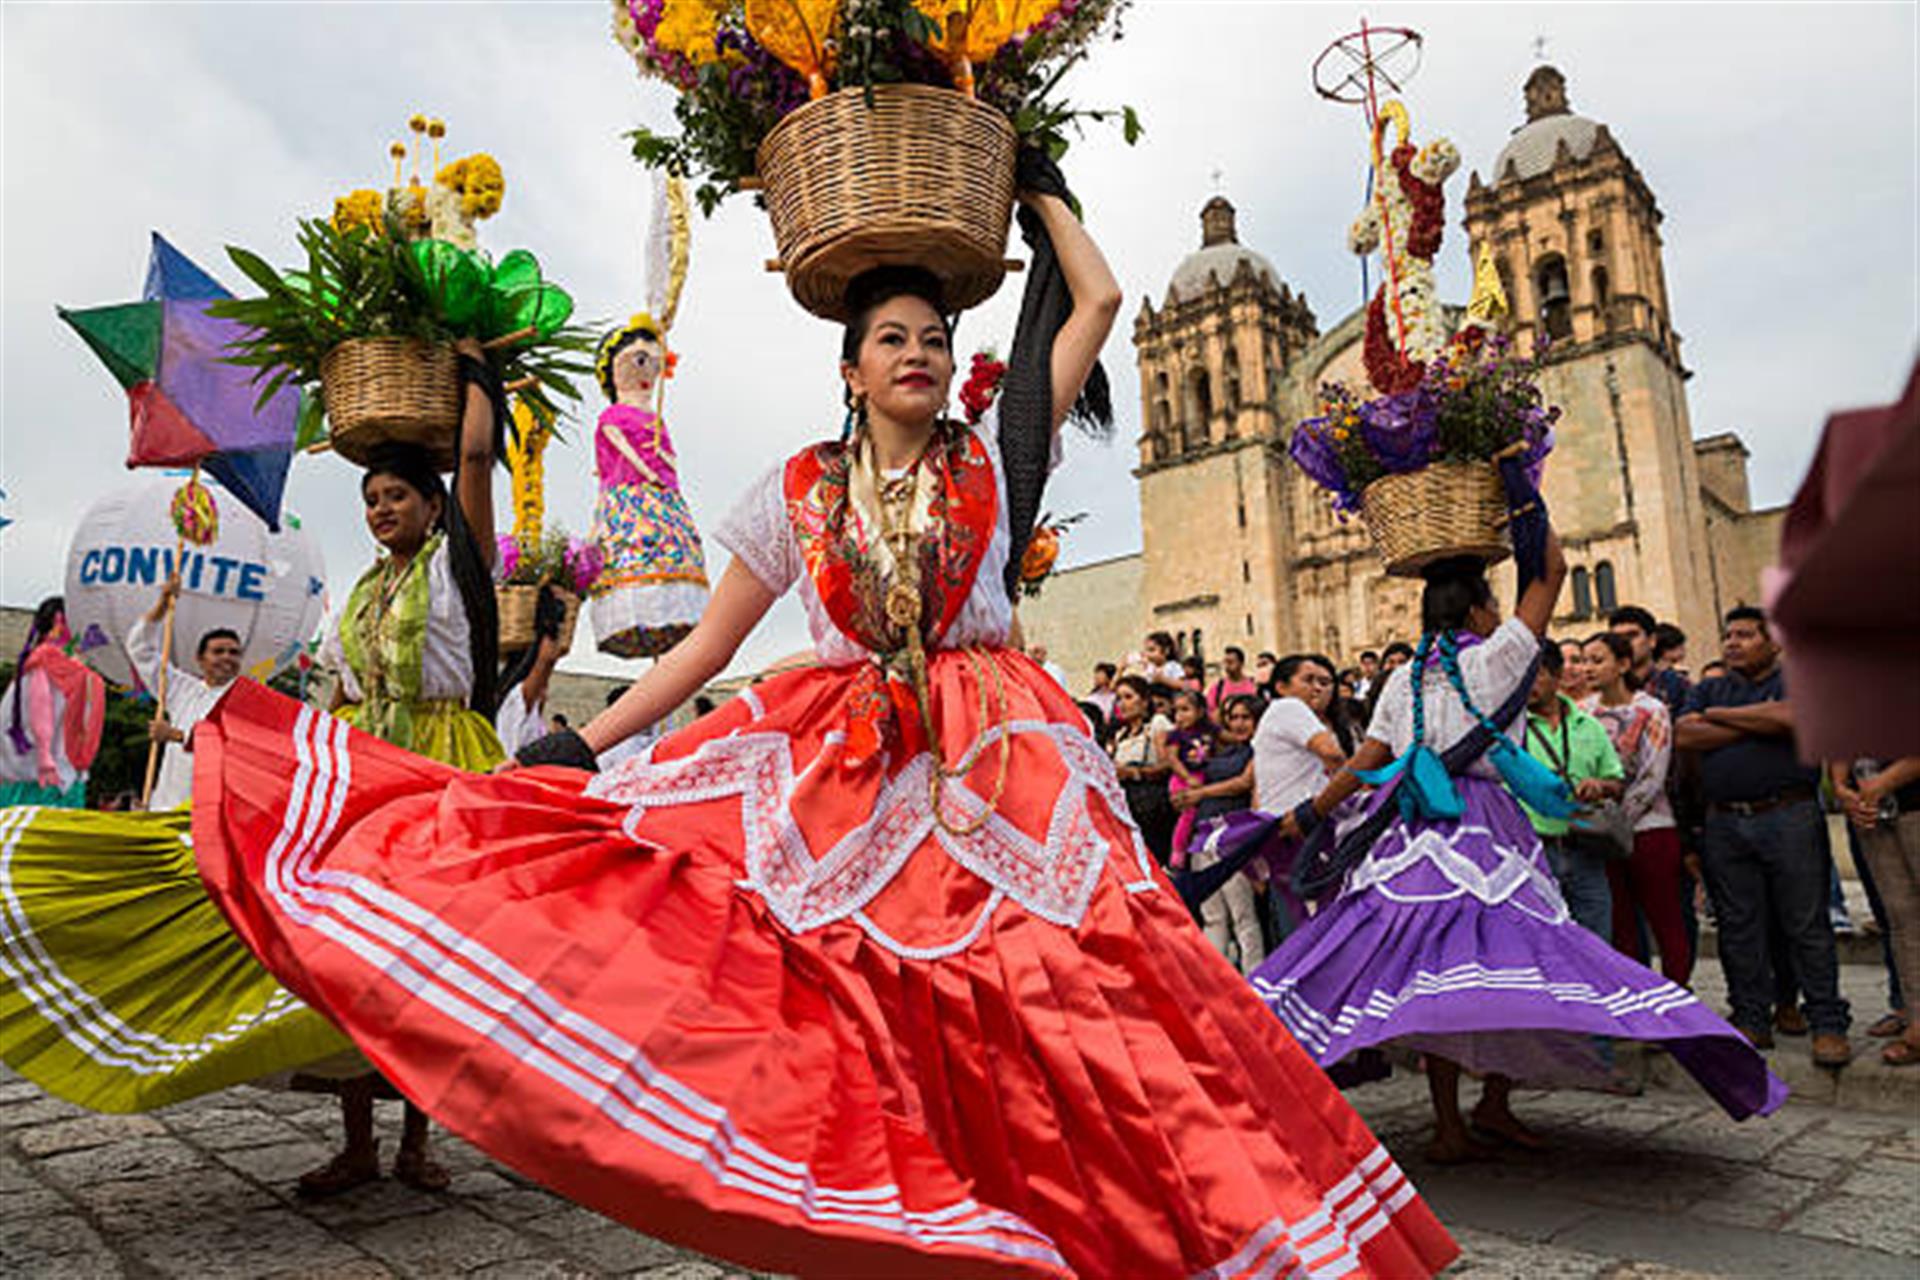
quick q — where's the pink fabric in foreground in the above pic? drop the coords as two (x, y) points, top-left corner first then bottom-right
(1765, 356), (1920, 762)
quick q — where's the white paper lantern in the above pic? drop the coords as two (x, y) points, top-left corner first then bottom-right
(62, 476), (327, 688)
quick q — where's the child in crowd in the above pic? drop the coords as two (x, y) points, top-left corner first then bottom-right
(1164, 689), (1214, 868)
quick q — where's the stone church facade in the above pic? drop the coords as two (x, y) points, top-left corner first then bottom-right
(1022, 66), (1784, 687)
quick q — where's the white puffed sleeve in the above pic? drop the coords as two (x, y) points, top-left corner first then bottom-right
(713, 462), (802, 598)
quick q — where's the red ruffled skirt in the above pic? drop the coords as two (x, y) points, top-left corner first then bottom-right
(193, 653), (1456, 1279)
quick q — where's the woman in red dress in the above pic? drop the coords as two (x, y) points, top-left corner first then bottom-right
(195, 186), (1457, 1278)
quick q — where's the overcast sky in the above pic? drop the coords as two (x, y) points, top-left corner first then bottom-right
(3, 2), (1915, 679)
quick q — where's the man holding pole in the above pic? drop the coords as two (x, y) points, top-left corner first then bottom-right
(127, 575), (243, 811)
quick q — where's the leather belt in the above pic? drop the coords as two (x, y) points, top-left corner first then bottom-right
(1710, 786), (1817, 818)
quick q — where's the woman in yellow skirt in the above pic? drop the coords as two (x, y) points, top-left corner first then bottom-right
(0, 338), (505, 1196)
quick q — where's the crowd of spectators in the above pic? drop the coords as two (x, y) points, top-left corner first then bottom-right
(1044, 605), (1920, 1070)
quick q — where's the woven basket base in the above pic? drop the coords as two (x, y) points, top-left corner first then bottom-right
(758, 84), (1016, 322)
(498, 586), (580, 654)
(321, 339), (461, 471)
(786, 229), (1009, 322)
(1361, 463), (1513, 579)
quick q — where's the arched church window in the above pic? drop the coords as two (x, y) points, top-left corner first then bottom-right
(1591, 266), (1611, 329)
(1595, 561), (1618, 614)
(1587, 229), (1604, 255)
(1185, 367), (1212, 449)
(1151, 398), (1172, 461)
(1570, 566), (1593, 620)
(1535, 255), (1573, 341)
(1224, 346), (1242, 413)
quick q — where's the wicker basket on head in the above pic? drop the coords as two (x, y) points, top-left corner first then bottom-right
(320, 338), (462, 470)
(1361, 462), (1512, 578)
(497, 584), (580, 654)
(757, 84), (1018, 321)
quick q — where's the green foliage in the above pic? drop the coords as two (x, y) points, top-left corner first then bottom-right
(85, 685), (159, 810)
(209, 214), (596, 438)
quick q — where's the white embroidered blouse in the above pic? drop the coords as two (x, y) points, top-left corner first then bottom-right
(1364, 618), (1541, 780)
(713, 412), (1054, 667)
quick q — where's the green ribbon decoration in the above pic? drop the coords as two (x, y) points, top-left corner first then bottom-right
(410, 241), (574, 341)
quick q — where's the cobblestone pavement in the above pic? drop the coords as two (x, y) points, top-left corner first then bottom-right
(3, 1059), (1916, 1279)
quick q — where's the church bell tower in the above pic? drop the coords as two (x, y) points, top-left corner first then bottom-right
(1462, 66), (1718, 646)
(1131, 197), (1317, 660)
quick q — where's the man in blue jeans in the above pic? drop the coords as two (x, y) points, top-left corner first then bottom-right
(1521, 641), (1624, 939)
(1677, 605), (1852, 1066)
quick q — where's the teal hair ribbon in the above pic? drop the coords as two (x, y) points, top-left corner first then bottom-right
(1356, 744), (1466, 822)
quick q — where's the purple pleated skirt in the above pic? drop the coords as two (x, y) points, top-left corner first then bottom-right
(1248, 778), (1788, 1120)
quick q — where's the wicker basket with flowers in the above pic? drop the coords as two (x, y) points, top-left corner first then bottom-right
(614, 1), (1137, 318)
(496, 527), (604, 654)
(1290, 98), (1558, 576)
(212, 116), (594, 469)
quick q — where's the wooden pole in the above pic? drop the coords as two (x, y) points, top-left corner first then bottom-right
(481, 325), (538, 351)
(139, 463), (196, 809)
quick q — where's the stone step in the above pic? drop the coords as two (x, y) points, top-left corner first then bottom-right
(1625, 956), (1917, 1116)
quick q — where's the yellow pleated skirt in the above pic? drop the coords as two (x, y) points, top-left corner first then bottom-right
(0, 698), (503, 1111)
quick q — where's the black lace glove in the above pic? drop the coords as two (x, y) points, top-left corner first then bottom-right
(515, 728), (599, 772)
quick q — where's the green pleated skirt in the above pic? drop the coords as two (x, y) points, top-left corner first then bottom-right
(0, 804), (351, 1111)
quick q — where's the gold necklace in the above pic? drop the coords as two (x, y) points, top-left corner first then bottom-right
(868, 438), (1011, 837)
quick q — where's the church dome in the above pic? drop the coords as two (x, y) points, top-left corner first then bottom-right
(1166, 196), (1279, 303)
(1491, 66), (1609, 184)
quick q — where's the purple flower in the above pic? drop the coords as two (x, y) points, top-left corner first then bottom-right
(495, 535), (520, 583)
(1359, 386), (1438, 474)
(1288, 420), (1351, 504)
(565, 538), (604, 593)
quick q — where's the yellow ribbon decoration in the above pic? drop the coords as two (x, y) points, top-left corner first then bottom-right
(744, 0), (842, 99)
(505, 398), (552, 544)
(912, 0), (1060, 96)
(1465, 242), (1510, 328)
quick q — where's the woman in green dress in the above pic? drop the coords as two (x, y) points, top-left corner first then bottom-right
(0, 338), (505, 1197)
(297, 340), (507, 1194)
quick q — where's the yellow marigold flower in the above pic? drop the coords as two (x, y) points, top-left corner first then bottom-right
(389, 141), (408, 160)
(427, 118), (446, 139)
(331, 189), (385, 236)
(438, 153), (506, 220)
(1332, 427), (1350, 441)
(656, 0), (727, 65)
(409, 113), (428, 133)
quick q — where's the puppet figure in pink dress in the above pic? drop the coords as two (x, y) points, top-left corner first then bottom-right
(587, 176), (710, 659)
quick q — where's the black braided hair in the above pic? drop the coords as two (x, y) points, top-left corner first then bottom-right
(1419, 555), (1495, 635)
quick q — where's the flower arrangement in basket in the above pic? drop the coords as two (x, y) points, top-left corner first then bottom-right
(1289, 96), (1558, 577)
(496, 528), (604, 654)
(494, 400), (600, 653)
(613, 1), (1136, 317)
(211, 115), (594, 469)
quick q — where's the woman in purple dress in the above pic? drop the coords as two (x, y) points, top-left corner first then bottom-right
(1249, 524), (1786, 1162)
